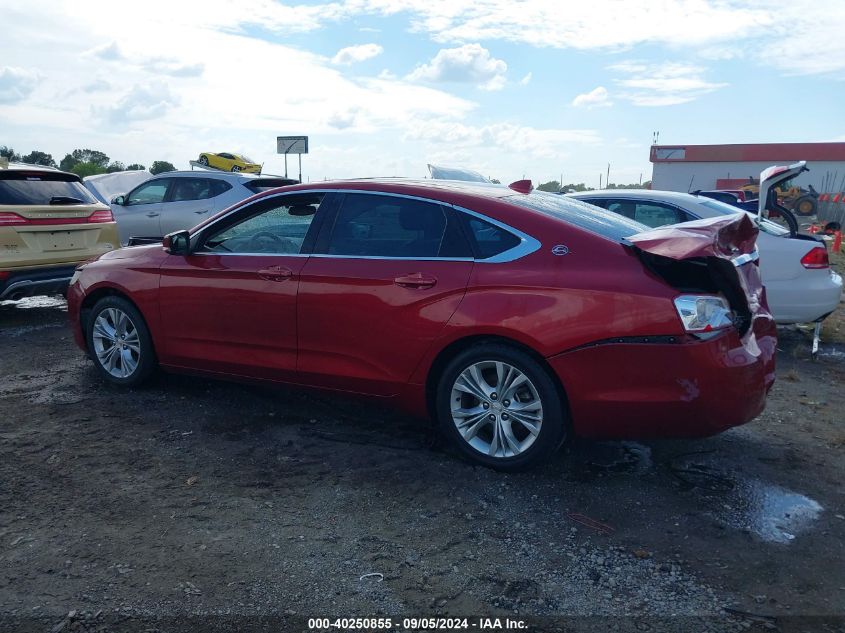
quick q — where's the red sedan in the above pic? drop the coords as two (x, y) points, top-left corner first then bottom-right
(67, 179), (776, 470)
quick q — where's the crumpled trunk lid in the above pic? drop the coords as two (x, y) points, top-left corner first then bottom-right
(625, 213), (773, 343)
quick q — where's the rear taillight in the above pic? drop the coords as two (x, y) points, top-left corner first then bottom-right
(800, 246), (829, 269)
(0, 209), (113, 225)
(87, 209), (114, 223)
(674, 295), (734, 336)
(0, 212), (26, 226)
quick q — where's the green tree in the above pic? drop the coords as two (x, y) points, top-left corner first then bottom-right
(537, 180), (561, 192)
(126, 163), (146, 171)
(71, 149), (110, 168)
(561, 183), (593, 192)
(59, 153), (78, 171)
(150, 160), (175, 175)
(21, 150), (57, 167)
(70, 162), (108, 178)
(490, 178), (501, 184)
(106, 161), (126, 173)
(0, 146), (21, 161)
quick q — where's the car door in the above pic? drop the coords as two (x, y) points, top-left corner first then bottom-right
(296, 192), (474, 396)
(159, 177), (223, 236)
(115, 178), (171, 244)
(157, 192), (329, 381)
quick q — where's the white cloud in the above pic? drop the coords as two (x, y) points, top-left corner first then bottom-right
(407, 44), (507, 90)
(404, 121), (600, 160)
(144, 59), (205, 77)
(332, 43), (384, 65)
(610, 61), (727, 106)
(519, 72), (532, 86)
(572, 86), (611, 108)
(94, 82), (179, 125)
(87, 41), (124, 61)
(0, 66), (40, 104)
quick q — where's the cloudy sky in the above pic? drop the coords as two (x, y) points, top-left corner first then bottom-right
(1, 0), (844, 185)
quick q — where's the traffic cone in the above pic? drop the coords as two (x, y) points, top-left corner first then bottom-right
(833, 230), (842, 254)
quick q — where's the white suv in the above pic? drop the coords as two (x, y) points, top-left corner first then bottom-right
(109, 171), (297, 245)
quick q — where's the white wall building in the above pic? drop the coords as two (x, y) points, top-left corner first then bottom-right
(649, 143), (845, 193)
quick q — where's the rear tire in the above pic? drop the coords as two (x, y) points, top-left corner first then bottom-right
(231, 165), (241, 173)
(435, 343), (566, 471)
(794, 195), (818, 216)
(86, 296), (156, 386)
(198, 155), (209, 166)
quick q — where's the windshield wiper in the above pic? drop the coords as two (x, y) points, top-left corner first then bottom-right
(49, 195), (85, 205)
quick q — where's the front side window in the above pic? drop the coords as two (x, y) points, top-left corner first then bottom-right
(325, 194), (464, 258)
(126, 180), (169, 206)
(201, 194), (324, 255)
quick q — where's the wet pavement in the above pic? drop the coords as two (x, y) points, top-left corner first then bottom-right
(1, 296), (844, 631)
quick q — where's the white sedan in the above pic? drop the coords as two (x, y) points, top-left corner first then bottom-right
(570, 188), (842, 325)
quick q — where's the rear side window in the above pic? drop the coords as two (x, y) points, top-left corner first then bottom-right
(510, 192), (647, 241)
(604, 201), (690, 228)
(465, 216), (520, 259)
(166, 178), (231, 202)
(0, 172), (97, 205)
(324, 193), (469, 258)
(209, 179), (232, 197)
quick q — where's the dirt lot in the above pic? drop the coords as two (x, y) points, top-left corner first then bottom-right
(1, 257), (844, 633)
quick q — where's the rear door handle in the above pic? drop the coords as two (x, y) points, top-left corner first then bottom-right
(194, 209), (209, 214)
(258, 266), (293, 282)
(146, 212), (160, 217)
(393, 272), (437, 289)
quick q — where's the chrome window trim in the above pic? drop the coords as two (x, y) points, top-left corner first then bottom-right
(194, 188), (541, 263)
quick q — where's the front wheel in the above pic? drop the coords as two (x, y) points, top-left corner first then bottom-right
(86, 296), (156, 386)
(198, 155), (209, 166)
(231, 165), (241, 172)
(436, 344), (567, 471)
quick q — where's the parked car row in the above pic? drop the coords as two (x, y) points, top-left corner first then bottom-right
(3, 159), (840, 470)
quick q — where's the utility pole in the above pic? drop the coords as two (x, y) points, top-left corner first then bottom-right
(599, 173), (603, 189)
(606, 163), (611, 188)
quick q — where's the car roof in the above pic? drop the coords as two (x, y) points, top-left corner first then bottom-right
(571, 188), (706, 203)
(145, 170), (274, 181)
(279, 178), (518, 201)
(2, 162), (64, 173)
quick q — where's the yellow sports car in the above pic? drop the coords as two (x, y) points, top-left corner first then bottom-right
(197, 152), (261, 173)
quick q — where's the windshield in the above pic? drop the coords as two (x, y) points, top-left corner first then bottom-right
(0, 172), (98, 205)
(697, 197), (789, 237)
(239, 155), (255, 164)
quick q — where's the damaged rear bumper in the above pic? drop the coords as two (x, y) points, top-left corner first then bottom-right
(549, 319), (777, 439)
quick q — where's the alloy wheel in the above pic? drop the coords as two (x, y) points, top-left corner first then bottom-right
(450, 360), (543, 458)
(91, 307), (141, 378)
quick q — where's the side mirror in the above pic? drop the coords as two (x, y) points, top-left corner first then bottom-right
(111, 195), (125, 205)
(163, 230), (191, 255)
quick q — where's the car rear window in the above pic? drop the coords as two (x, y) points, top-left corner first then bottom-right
(507, 192), (647, 241)
(243, 178), (300, 193)
(0, 171), (98, 205)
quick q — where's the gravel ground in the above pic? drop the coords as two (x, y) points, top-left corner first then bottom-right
(1, 295), (844, 633)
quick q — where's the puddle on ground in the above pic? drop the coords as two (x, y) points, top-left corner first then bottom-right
(671, 456), (823, 544)
(0, 296), (67, 310)
(817, 344), (845, 360)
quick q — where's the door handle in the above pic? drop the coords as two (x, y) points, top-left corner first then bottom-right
(393, 272), (437, 289)
(146, 212), (160, 217)
(258, 266), (293, 282)
(194, 209), (209, 214)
